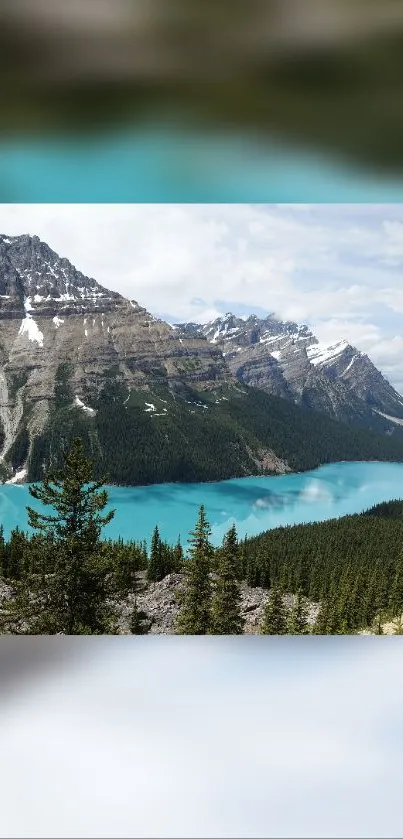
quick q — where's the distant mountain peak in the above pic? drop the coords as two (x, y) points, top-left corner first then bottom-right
(0, 232), (123, 318)
(179, 310), (403, 432)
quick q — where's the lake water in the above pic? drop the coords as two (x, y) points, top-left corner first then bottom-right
(1, 461), (402, 548)
(2, 126), (403, 202)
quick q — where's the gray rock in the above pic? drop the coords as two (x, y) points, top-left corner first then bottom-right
(116, 572), (320, 635)
(179, 313), (403, 432)
(0, 233), (232, 472)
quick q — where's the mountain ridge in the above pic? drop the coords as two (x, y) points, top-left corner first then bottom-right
(1, 233), (403, 486)
(177, 312), (403, 433)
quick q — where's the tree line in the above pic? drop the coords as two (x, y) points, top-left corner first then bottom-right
(26, 371), (403, 486)
(1, 438), (403, 634)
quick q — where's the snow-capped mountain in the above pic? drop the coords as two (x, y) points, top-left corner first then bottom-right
(2, 237), (403, 487)
(0, 234), (231, 481)
(178, 314), (403, 432)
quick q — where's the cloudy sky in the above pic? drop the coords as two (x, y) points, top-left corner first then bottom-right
(1, 203), (403, 391)
(1, 639), (402, 838)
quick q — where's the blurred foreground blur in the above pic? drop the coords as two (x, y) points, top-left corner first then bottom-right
(2, 0), (403, 179)
(0, 638), (403, 837)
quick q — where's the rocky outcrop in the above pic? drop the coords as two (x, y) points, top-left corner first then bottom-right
(179, 313), (403, 433)
(116, 572), (320, 634)
(0, 234), (232, 473)
(0, 572), (320, 635)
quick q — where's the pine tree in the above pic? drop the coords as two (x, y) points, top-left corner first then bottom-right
(373, 612), (384, 635)
(23, 437), (115, 634)
(246, 553), (260, 588)
(391, 614), (403, 635)
(111, 542), (143, 595)
(313, 598), (333, 635)
(173, 537), (184, 573)
(147, 526), (164, 582)
(287, 588), (309, 635)
(6, 528), (27, 581)
(175, 505), (213, 635)
(261, 585), (287, 635)
(0, 525), (5, 576)
(210, 524), (244, 635)
(390, 550), (403, 616)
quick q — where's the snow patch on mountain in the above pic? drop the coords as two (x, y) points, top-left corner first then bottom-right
(18, 299), (44, 347)
(5, 468), (28, 485)
(74, 396), (96, 416)
(306, 340), (349, 367)
(373, 410), (403, 427)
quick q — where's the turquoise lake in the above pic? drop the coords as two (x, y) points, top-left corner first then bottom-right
(2, 126), (403, 202)
(1, 461), (403, 548)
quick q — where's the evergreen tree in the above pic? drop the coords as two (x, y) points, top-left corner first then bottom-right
(391, 614), (403, 635)
(173, 537), (184, 573)
(246, 553), (260, 588)
(210, 524), (244, 635)
(287, 588), (309, 634)
(261, 585), (287, 635)
(0, 525), (5, 575)
(313, 598), (332, 635)
(147, 526), (164, 582)
(373, 612), (384, 635)
(390, 550), (403, 616)
(6, 528), (27, 580)
(110, 541), (144, 595)
(175, 505), (213, 634)
(23, 437), (115, 634)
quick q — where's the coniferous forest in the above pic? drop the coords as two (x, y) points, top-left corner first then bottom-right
(25, 376), (403, 486)
(0, 438), (403, 635)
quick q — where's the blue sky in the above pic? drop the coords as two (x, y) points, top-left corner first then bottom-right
(1, 639), (402, 838)
(1, 203), (403, 392)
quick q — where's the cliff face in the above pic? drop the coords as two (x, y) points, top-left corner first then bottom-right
(0, 234), (231, 477)
(183, 313), (403, 432)
(2, 234), (403, 486)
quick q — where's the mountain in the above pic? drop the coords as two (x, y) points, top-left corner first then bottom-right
(1, 234), (403, 486)
(181, 313), (403, 434)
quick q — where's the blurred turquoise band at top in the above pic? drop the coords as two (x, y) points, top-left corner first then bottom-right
(1, 127), (403, 203)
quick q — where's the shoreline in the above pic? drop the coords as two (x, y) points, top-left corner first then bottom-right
(1, 457), (403, 491)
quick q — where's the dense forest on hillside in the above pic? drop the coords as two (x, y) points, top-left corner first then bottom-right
(240, 499), (403, 633)
(26, 373), (403, 485)
(1, 437), (403, 635)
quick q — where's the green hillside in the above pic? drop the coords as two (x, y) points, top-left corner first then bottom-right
(241, 499), (403, 633)
(25, 370), (403, 485)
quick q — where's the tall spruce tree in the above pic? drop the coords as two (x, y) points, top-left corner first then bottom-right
(261, 585), (287, 635)
(173, 537), (184, 573)
(287, 588), (309, 635)
(24, 437), (115, 634)
(0, 525), (5, 576)
(175, 505), (213, 634)
(147, 526), (163, 582)
(390, 550), (403, 617)
(313, 598), (335, 635)
(210, 524), (244, 635)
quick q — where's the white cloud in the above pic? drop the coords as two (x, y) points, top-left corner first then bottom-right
(0, 204), (402, 390)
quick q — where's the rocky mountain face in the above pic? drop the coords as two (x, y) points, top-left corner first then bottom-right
(180, 313), (403, 433)
(2, 234), (403, 486)
(0, 234), (235, 481)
